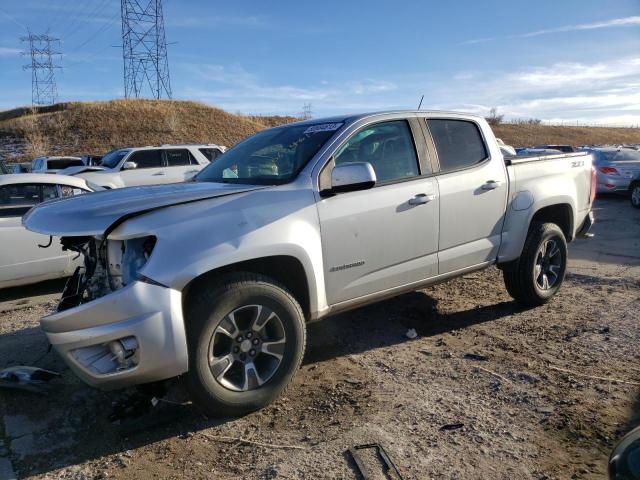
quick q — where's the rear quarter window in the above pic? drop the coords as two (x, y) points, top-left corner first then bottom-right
(199, 148), (222, 162)
(427, 119), (488, 173)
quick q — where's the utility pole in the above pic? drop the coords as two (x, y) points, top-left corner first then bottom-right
(120, 0), (172, 99)
(21, 32), (61, 106)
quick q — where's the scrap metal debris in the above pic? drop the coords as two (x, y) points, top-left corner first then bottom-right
(0, 366), (61, 394)
(348, 443), (404, 480)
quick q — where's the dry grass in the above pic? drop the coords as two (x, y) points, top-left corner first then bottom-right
(492, 123), (640, 147)
(1, 99), (639, 161)
(0, 99), (297, 161)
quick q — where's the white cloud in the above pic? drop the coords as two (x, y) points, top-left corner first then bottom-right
(0, 46), (21, 57)
(462, 16), (640, 45)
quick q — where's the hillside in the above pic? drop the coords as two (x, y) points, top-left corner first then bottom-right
(0, 99), (639, 161)
(0, 100), (297, 161)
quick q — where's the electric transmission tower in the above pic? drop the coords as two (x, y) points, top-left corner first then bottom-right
(121, 0), (172, 99)
(21, 32), (61, 106)
(301, 102), (313, 120)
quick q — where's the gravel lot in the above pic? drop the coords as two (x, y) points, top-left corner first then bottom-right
(0, 196), (638, 480)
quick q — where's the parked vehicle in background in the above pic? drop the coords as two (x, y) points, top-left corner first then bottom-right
(59, 144), (226, 188)
(10, 163), (31, 174)
(496, 138), (516, 156)
(630, 174), (640, 209)
(0, 174), (103, 289)
(580, 147), (640, 194)
(535, 144), (575, 153)
(25, 110), (595, 416)
(80, 154), (103, 166)
(517, 147), (562, 156)
(0, 159), (8, 174)
(31, 156), (85, 173)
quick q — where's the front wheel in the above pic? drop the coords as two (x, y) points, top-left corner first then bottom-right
(185, 273), (306, 417)
(630, 182), (640, 209)
(503, 222), (567, 306)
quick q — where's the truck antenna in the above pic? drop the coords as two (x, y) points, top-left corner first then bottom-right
(417, 95), (424, 110)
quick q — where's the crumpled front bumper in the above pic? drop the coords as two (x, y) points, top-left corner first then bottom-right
(41, 279), (189, 390)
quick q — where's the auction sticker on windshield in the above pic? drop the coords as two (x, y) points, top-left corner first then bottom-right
(304, 123), (343, 134)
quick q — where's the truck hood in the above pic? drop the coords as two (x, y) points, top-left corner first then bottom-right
(23, 182), (265, 237)
(57, 165), (109, 176)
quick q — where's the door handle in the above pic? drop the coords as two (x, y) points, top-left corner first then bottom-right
(481, 180), (502, 190)
(408, 193), (437, 205)
(152, 171), (166, 176)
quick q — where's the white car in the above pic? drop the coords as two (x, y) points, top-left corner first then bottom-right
(59, 144), (226, 189)
(31, 156), (85, 173)
(0, 174), (103, 289)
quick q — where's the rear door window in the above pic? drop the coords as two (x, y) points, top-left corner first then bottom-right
(164, 149), (195, 166)
(427, 119), (488, 173)
(0, 183), (58, 217)
(127, 150), (163, 169)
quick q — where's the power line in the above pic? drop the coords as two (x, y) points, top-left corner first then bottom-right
(0, 5), (27, 30)
(121, 0), (172, 99)
(21, 32), (62, 105)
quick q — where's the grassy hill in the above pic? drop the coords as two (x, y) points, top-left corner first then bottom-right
(0, 99), (639, 161)
(0, 100), (296, 161)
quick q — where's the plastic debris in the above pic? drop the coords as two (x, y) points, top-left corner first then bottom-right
(0, 366), (61, 394)
(405, 328), (418, 339)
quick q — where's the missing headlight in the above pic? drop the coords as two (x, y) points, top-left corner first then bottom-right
(107, 236), (156, 288)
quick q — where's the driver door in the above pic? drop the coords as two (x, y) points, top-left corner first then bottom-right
(316, 119), (440, 306)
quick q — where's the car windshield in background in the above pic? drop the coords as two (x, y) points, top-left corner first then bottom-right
(195, 122), (343, 185)
(49, 158), (85, 169)
(598, 150), (640, 162)
(100, 149), (130, 169)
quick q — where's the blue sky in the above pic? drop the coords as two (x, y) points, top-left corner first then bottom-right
(0, 0), (639, 124)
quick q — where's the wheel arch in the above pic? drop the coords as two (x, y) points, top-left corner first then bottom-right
(182, 255), (312, 321)
(530, 203), (574, 241)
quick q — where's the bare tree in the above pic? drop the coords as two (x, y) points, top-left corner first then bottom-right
(485, 107), (504, 125)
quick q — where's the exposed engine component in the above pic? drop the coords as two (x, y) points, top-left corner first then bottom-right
(57, 235), (156, 311)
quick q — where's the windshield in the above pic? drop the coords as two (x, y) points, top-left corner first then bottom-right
(597, 150), (640, 163)
(195, 122), (343, 185)
(101, 149), (130, 169)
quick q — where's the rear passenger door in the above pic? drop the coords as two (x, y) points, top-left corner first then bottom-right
(425, 118), (508, 274)
(120, 149), (166, 186)
(163, 149), (202, 183)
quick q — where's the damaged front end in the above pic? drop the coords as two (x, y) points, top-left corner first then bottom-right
(58, 235), (157, 312)
(55, 234), (158, 376)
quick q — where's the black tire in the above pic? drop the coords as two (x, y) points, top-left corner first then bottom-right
(503, 222), (567, 306)
(185, 272), (306, 417)
(630, 182), (640, 209)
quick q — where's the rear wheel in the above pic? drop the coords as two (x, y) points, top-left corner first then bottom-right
(185, 272), (306, 417)
(631, 182), (640, 209)
(503, 222), (567, 306)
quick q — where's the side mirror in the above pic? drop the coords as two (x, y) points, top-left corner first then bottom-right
(122, 161), (137, 170)
(326, 162), (376, 195)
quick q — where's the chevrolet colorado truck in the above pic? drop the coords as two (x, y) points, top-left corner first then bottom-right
(23, 111), (595, 416)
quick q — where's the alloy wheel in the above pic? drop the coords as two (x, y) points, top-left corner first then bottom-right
(208, 304), (286, 392)
(534, 239), (563, 290)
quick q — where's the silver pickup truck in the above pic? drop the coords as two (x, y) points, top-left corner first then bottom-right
(24, 110), (595, 416)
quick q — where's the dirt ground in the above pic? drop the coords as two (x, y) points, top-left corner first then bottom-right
(0, 196), (638, 480)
